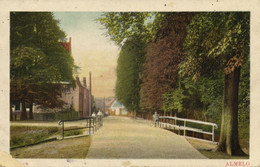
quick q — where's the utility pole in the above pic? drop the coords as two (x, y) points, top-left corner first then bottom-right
(89, 72), (92, 116)
(103, 97), (105, 113)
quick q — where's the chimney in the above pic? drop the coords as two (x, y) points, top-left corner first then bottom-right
(83, 77), (87, 88)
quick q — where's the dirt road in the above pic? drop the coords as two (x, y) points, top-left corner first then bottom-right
(86, 116), (206, 159)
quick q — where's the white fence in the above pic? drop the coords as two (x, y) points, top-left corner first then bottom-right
(158, 116), (218, 143)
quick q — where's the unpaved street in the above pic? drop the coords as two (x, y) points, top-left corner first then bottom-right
(86, 116), (206, 159)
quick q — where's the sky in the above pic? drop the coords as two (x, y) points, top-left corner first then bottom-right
(53, 12), (119, 98)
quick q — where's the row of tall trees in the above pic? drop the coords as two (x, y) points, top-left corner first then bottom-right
(10, 12), (75, 120)
(99, 12), (249, 155)
(115, 36), (146, 114)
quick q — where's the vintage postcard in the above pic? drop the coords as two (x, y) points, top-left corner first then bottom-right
(0, 0), (259, 167)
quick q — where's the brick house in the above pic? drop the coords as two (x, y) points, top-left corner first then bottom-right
(60, 77), (90, 118)
(58, 37), (91, 118)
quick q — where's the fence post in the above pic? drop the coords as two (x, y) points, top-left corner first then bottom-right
(93, 117), (95, 134)
(184, 120), (186, 136)
(62, 121), (64, 139)
(212, 125), (215, 142)
(89, 118), (91, 135)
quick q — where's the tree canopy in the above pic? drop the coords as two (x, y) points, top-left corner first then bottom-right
(180, 12), (249, 79)
(115, 36), (146, 112)
(140, 13), (195, 111)
(180, 12), (249, 155)
(98, 12), (166, 46)
(99, 12), (250, 156)
(10, 12), (75, 120)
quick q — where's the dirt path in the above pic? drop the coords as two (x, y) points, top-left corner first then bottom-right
(86, 116), (206, 159)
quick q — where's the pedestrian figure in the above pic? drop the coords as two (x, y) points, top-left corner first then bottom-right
(153, 112), (159, 127)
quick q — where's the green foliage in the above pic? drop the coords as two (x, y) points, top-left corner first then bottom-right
(238, 57), (250, 120)
(10, 12), (75, 113)
(98, 12), (163, 46)
(116, 37), (146, 111)
(11, 12), (65, 50)
(180, 12), (249, 154)
(196, 75), (223, 124)
(162, 72), (224, 124)
(163, 88), (185, 113)
(10, 46), (48, 81)
(238, 56), (249, 150)
(180, 12), (250, 79)
(98, 12), (168, 112)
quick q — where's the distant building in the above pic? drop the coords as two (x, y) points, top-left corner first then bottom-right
(110, 100), (127, 116)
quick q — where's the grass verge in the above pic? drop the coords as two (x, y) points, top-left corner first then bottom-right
(11, 136), (91, 158)
(10, 125), (85, 149)
(187, 138), (249, 159)
(10, 126), (59, 149)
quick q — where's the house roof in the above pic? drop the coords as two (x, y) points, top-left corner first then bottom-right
(105, 97), (116, 107)
(111, 100), (125, 108)
(60, 37), (71, 54)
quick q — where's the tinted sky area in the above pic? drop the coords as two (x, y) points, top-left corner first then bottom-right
(53, 12), (119, 98)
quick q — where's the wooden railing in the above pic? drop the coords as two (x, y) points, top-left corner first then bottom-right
(58, 115), (103, 139)
(158, 116), (218, 143)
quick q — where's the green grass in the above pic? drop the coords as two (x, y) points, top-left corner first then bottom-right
(11, 136), (92, 158)
(238, 122), (249, 154)
(199, 150), (249, 159)
(11, 125), (86, 149)
(10, 126), (60, 148)
(187, 138), (249, 159)
(64, 128), (84, 137)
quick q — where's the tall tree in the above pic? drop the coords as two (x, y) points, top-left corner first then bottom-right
(140, 13), (195, 112)
(180, 12), (249, 155)
(98, 12), (164, 116)
(10, 12), (75, 120)
(116, 36), (146, 113)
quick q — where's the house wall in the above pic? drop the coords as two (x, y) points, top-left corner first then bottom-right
(60, 85), (74, 109)
(72, 85), (80, 112)
(110, 100), (128, 116)
(113, 108), (127, 116)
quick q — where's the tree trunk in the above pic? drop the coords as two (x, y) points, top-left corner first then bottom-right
(10, 104), (13, 121)
(20, 100), (27, 120)
(216, 67), (245, 155)
(29, 101), (34, 120)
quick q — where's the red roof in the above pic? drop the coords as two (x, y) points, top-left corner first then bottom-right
(60, 37), (71, 54)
